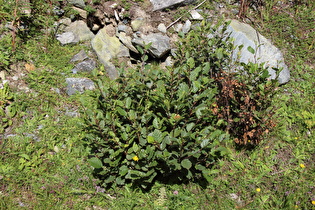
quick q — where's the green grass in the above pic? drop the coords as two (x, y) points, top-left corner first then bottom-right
(1, 0), (315, 209)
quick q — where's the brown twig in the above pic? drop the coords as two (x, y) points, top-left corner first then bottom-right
(11, 0), (20, 52)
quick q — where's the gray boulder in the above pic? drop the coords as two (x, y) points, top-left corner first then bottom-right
(226, 19), (290, 84)
(132, 33), (171, 58)
(57, 20), (94, 45)
(56, 32), (78, 45)
(66, 78), (95, 96)
(150, 0), (197, 11)
(67, 0), (85, 9)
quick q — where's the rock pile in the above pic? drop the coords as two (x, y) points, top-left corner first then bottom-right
(54, 0), (290, 95)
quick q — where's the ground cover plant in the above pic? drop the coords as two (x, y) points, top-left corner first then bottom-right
(0, 0), (314, 209)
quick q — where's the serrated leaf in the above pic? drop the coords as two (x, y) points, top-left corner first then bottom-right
(181, 159), (192, 169)
(88, 157), (103, 169)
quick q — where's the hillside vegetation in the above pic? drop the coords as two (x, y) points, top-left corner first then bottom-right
(0, 0), (315, 209)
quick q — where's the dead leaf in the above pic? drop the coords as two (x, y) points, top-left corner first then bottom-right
(25, 63), (36, 72)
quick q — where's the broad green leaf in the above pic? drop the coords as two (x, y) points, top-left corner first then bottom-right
(116, 176), (125, 185)
(187, 57), (195, 69)
(200, 139), (209, 148)
(119, 165), (129, 176)
(186, 122), (195, 132)
(247, 46), (255, 54)
(99, 120), (105, 129)
(125, 97), (132, 109)
(153, 117), (159, 129)
(181, 159), (192, 170)
(132, 142), (139, 153)
(19, 154), (30, 160)
(147, 135), (155, 144)
(216, 48), (223, 59)
(195, 164), (206, 171)
(105, 175), (115, 183)
(88, 157), (103, 169)
(116, 107), (127, 117)
(195, 106), (207, 118)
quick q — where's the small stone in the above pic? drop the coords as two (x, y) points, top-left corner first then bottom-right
(157, 23), (167, 33)
(190, 10), (203, 20)
(70, 50), (88, 63)
(71, 6), (87, 19)
(182, 20), (191, 34)
(175, 23), (183, 32)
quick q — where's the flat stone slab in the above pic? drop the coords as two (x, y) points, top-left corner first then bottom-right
(66, 78), (95, 95)
(132, 33), (170, 58)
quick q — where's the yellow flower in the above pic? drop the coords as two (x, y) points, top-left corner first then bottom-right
(312, 200), (315, 205)
(256, 188), (261, 192)
(300, 163), (305, 168)
(132, 156), (139, 161)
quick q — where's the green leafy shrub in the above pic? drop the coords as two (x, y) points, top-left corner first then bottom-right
(0, 83), (16, 133)
(82, 20), (279, 189)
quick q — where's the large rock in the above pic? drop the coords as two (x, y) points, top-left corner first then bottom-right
(91, 27), (130, 79)
(226, 19), (290, 84)
(132, 33), (171, 58)
(150, 0), (197, 11)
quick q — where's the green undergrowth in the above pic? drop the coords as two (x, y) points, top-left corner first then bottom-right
(0, 0), (315, 209)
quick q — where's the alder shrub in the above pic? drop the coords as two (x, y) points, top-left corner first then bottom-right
(82, 20), (279, 189)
